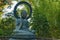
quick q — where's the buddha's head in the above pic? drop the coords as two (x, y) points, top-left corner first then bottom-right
(21, 10), (27, 19)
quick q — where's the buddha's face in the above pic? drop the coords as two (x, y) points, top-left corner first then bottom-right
(21, 10), (27, 19)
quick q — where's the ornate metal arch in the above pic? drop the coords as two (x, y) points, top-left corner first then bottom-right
(13, 1), (32, 19)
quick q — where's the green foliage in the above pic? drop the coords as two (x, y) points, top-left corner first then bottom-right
(28, 0), (60, 38)
(0, 29), (4, 35)
(0, 18), (15, 36)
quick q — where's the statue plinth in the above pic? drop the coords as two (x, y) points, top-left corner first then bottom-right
(9, 30), (35, 40)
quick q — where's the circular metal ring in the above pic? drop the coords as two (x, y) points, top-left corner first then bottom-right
(13, 1), (32, 19)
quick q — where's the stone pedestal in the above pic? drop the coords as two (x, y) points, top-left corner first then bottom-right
(9, 30), (35, 40)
